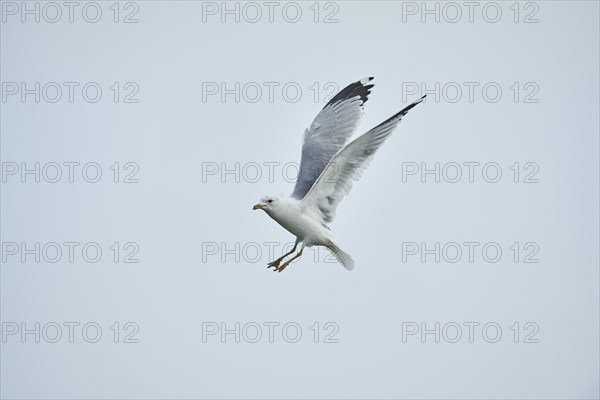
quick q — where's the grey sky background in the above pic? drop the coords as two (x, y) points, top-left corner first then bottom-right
(1, 1), (599, 399)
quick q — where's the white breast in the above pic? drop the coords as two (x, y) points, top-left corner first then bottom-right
(266, 197), (333, 246)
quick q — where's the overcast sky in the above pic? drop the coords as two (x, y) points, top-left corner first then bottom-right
(1, 1), (599, 398)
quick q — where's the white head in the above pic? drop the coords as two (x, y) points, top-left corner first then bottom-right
(252, 195), (280, 214)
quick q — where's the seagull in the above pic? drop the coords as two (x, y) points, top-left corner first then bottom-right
(253, 77), (426, 272)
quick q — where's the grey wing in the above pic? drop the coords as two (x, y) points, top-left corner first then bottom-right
(291, 77), (375, 200)
(302, 95), (427, 224)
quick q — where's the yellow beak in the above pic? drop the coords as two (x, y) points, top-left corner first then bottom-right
(253, 203), (265, 210)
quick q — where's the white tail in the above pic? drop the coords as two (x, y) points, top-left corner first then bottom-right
(327, 243), (355, 271)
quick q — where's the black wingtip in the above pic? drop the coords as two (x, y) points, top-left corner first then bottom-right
(399, 95), (427, 115)
(324, 77), (375, 109)
(376, 95), (426, 127)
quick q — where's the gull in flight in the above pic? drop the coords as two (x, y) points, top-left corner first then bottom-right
(253, 77), (426, 272)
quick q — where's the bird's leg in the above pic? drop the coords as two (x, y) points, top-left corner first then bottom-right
(267, 240), (298, 269)
(275, 247), (304, 273)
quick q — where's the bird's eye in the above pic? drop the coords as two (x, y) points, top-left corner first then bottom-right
(267, 199), (273, 203)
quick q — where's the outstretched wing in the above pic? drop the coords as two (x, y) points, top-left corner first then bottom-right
(301, 95), (427, 224)
(291, 77), (375, 200)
